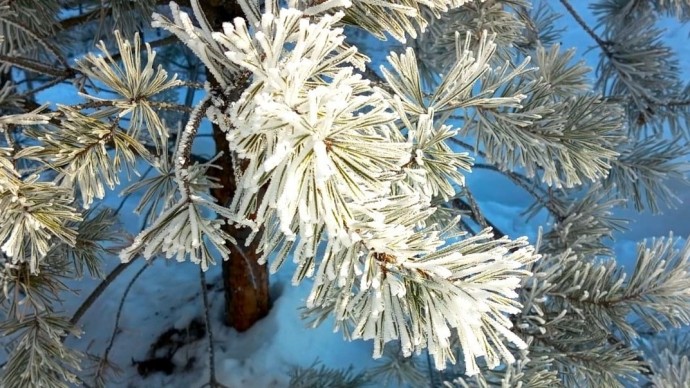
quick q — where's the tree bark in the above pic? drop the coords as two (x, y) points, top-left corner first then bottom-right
(202, 0), (270, 332)
(209, 110), (270, 332)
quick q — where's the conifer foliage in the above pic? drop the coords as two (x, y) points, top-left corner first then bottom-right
(0, 0), (689, 387)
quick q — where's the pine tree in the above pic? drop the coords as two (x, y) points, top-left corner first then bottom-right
(0, 0), (689, 387)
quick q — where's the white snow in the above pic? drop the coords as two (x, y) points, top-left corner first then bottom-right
(67, 258), (379, 387)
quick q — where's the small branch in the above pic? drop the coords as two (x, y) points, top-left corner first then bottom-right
(175, 94), (213, 196)
(198, 267), (229, 388)
(452, 197), (506, 238)
(17, 75), (70, 99)
(0, 55), (74, 78)
(59, 7), (110, 30)
(1, 16), (70, 68)
(449, 137), (488, 159)
(67, 261), (136, 330)
(175, 73), (249, 196)
(73, 99), (195, 113)
(451, 136), (566, 220)
(559, 0), (609, 55)
(666, 98), (690, 108)
(57, 117), (121, 169)
(179, 80), (205, 89)
(149, 101), (195, 113)
(462, 187), (489, 230)
(71, 100), (116, 111)
(58, 2), (182, 37)
(96, 261), (151, 383)
(558, 0), (612, 57)
(473, 163), (560, 217)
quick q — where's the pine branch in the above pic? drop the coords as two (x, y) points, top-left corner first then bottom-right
(5, 1), (689, 385)
(288, 360), (371, 388)
(0, 9), (66, 66)
(449, 138), (488, 159)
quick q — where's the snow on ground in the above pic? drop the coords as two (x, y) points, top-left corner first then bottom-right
(53, 157), (379, 387)
(68, 258), (378, 387)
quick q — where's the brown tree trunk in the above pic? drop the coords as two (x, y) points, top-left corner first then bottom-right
(209, 126), (270, 331)
(202, 0), (270, 332)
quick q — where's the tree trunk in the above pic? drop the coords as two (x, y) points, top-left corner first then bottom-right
(202, 0), (270, 332)
(210, 126), (270, 331)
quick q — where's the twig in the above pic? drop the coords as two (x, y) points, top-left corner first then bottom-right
(472, 163), (561, 217)
(666, 99), (690, 108)
(0, 55), (74, 78)
(60, 7), (110, 30)
(71, 100), (116, 111)
(58, 0), (193, 31)
(179, 80), (205, 89)
(175, 95), (212, 196)
(96, 261), (151, 383)
(17, 75), (70, 99)
(450, 137), (566, 221)
(449, 137), (488, 159)
(72, 99), (193, 113)
(425, 350), (435, 387)
(198, 267), (229, 388)
(67, 261), (137, 329)
(558, 0), (612, 57)
(462, 187), (490, 230)
(149, 101), (195, 113)
(1, 16), (70, 68)
(452, 198), (506, 238)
